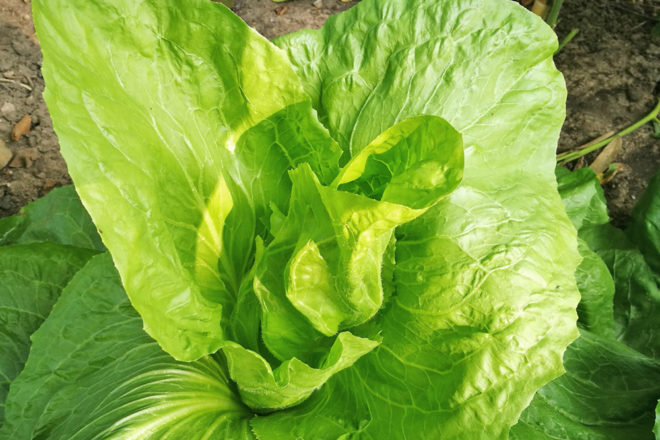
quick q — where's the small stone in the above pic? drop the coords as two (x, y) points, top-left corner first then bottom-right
(2, 70), (14, 78)
(312, 0), (323, 8)
(1, 102), (16, 119)
(0, 140), (12, 169)
(26, 95), (35, 105)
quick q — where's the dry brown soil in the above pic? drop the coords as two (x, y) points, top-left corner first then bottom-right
(0, 0), (658, 226)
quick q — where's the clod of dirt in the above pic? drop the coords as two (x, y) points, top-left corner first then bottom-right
(0, 139), (12, 169)
(11, 38), (32, 57)
(11, 114), (31, 140)
(8, 147), (37, 168)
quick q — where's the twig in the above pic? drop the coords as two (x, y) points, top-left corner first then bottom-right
(556, 28), (579, 53)
(557, 98), (660, 164)
(0, 78), (32, 92)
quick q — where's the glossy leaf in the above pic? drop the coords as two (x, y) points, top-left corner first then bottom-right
(0, 244), (95, 423)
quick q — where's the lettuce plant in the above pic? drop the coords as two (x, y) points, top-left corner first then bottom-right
(0, 0), (597, 438)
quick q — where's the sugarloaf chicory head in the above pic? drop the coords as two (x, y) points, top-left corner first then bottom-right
(0, 0), (581, 438)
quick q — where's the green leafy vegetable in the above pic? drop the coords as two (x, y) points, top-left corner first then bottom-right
(0, 0), (593, 437)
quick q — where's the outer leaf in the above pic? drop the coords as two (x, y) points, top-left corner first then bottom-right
(629, 170), (660, 275)
(575, 238), (616, 337)
(251, 0), (580, 438)
(33, 0), (339, 360)
(514, 167), (660, 439)
(557, 166), (660, 356)
(556, 167), (609, 231)
(511, 330), (660, 440)
(0, 186), (102, 250)
(582, 224), (660, 358)
(0, 243), (96, 423)
(0, 254), (254, 440)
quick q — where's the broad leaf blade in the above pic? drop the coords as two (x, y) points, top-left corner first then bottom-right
(0, 243), (96, 423)
(511, 330), (660, 440)
(0, 254), (254, 440)
(582, 224), (660, 358)
(556, 167), (610, 231)
(33, 0), (337, 360)
(629, 170), (660, 275)
(575, 238), (616, 337)
(0, 186), (102, 250)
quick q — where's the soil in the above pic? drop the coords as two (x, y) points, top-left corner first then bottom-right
(555, 0), (660, 225)
(0, 0), (658, 225)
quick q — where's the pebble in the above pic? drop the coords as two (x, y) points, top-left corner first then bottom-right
(0, 140), (13, 169)
(1, 102), (16, 120)
(313, 0), (323, 8)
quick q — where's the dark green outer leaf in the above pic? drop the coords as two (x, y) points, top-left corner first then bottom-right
(0, 186), (103, 251)
(0, 254), (254, 440)
(0, 243), (96, 424)
(629, 170), (660, 276)
(574, 238), (616, 338)
(555, 167), (609, 231)
(582, 224), (660, 359)
(515, 167), (660, 439)
(511, 330), (660, 440)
